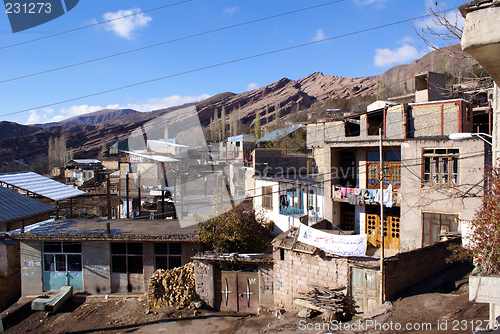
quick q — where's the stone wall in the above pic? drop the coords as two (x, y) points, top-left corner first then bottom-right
(193, 260), (215, 308)
(259, 263), (274, 308)
(273, 248), (348, 309)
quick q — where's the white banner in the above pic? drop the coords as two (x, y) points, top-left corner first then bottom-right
(297, 224), (367, 257)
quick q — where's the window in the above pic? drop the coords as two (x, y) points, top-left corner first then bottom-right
(262, 186), (273, 210)
(423, 149), (459, 186)
(422, 212), (458, 246)
(155, 243), (182, 270)
(111, 243), (143, 274)
(43, 241), (82, 272)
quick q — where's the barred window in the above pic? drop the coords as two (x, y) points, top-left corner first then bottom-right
(111, 243), (143, 274)
(423, 149), (459, 186)
(262, 186), (273, 210)
(154, 243), (182, 270)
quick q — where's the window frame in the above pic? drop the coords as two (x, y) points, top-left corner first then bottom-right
(111, 242), (143, 274)
(422, 148), (459, 186)
(43, 241), (82, 273)
(262, 186), (273, 210)
(154, 243), (182, 270)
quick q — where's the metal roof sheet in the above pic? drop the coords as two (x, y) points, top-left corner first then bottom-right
(256, 124), (304, 143)
(0, 186), (54, 224)
(0, 172), (85, 201)
(123, 151), (180, 163)
(70, 159), (102, 164)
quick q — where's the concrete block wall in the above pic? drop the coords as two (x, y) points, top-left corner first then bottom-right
(193, 260), (215, 308)
(83, 241), (111, 294)
(273, 248), (348, 309)
(384, 238), (458, 299)
(411, 101), (472, 137)
(20, 241), (43, 296)
(386, 105), (406, 139)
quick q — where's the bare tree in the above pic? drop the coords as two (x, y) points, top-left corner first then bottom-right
(411, 1), (466, 56)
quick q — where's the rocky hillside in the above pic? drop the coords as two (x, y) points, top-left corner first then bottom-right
(35, 108), (139, 128)
(0, 44), (480, 166)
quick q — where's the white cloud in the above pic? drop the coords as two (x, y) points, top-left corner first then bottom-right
(101, 8), (152, 39)
(374, 44), (426, 67)
(24, 94), (211, 125)
(398, 36), (414, 44)
(312, 28), (326, 42)
(223, 6), (239, 15)
(246, 83), (259, 91)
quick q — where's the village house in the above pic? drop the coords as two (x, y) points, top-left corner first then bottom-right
(250, 72), (490, 313)
(0, 185), (54, 311)
(306, 72), (487, 252)
(11, 218), (202, 296)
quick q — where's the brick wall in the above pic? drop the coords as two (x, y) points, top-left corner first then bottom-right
(193, 260), (215, 308)
(273, 248), (348, 309)
(384, 238), (459, 298)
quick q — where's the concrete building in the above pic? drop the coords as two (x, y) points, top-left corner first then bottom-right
(209, 134), (254, 163)
(460, 0), (500, 326)
(307, 98), (486, 252)
(252, 148), (323, 236)
(0, 186), (54, 311)
(11, 219), (202, 296)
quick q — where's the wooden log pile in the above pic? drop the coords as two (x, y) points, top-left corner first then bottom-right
(147, 262), (197, 310)
(301, 284), (347, 312)
(294, 284), (348, 321)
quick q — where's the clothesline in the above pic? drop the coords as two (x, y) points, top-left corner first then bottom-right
(334, 185), (395, 208)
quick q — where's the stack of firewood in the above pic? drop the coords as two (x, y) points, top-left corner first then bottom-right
(301, 284), (347, 313)
(147, 262), (197, 310)
(294, 284), (348, 321)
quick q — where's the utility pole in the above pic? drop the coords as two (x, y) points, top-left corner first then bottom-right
(138, 171), (141, 211)
(379, 128), (385, 306)
(107, 174), (112, 219)
(126, 172), (130, 219)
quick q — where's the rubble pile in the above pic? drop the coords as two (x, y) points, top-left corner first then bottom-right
(147, 262), (197, 310)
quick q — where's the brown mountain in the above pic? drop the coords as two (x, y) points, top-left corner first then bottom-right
(0, 44), (479, 166)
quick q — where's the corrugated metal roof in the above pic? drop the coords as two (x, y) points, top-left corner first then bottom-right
(0, 186), (54, 225)
(256, 124), (304, 143)
(70, 159), (102, 164)
(123, 151), (180, 163)
(0, 172), (85, 201)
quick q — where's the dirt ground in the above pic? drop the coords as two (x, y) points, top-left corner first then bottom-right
(3, 262), (490, 334)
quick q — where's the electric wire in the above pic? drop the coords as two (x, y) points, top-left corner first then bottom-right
(0, 0), (346, 84)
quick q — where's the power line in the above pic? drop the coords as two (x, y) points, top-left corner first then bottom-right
(0, 0), (346, 84)
(0, 11), (439, 119)
(0, 0), (194, 50)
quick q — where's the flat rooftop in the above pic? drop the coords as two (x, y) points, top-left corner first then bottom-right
(9, 218), (199, 242)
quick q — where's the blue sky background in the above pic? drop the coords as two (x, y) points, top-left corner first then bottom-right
(0, 0), (467, 125)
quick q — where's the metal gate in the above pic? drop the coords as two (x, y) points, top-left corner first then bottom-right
(350, 267), (380, 314)
(220, 271), (259, 314)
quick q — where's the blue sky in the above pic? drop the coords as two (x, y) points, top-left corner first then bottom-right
(0, 0), (466, 125)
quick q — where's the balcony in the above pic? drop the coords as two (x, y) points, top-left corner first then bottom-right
(279, 205), (304, 216)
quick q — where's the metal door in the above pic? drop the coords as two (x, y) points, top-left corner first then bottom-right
(350, 267), (380, 314)
(220, 272), (238, 312)
(236, 272), (259, 314)
(220, 271), (259, 314)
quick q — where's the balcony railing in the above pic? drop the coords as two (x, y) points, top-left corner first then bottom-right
(279, 206), (304, 216)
